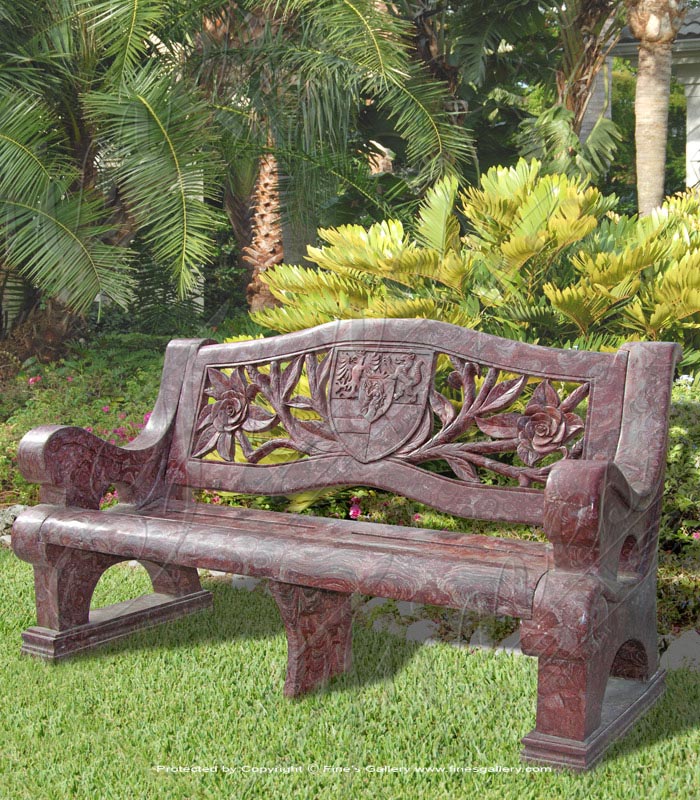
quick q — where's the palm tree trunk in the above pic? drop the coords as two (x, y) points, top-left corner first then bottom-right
(242, 148), (283, 311)
(635, 42), (673, 214)
(627, 0), (688, 215)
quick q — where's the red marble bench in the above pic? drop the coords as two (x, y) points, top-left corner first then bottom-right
(12, 319), (680, 770)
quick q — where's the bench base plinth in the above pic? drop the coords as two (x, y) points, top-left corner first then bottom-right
(521, 669), (665, 771)
(20, 590), (213, 661)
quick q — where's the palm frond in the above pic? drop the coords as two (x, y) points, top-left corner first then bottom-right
(0, 268), (30, 336)
(0, 91), (133, 311)
(276, 0), (473, 185)
(83, 69), (223, 296)
(78, 0), (168, 89)
(0, 94), (74, 200)
(516, 105), (621, 182)
(1, 192), (133, 311)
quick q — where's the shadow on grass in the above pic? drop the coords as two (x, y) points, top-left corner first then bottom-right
(606, 668), (700, 764)
(69, 578), (421, 692)
(51, 577), (700, 760)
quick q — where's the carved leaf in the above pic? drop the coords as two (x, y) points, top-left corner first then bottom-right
(192, 428), (219, 459)
(246, 364), (270, 392)
(281, 355), (305, 399)
(477, 374), (529, 415)
(207, 367), (228, 394)
(316, 353), (333, 393)
(563, 412), (585, 438)
(217, 432), (235, 462)
(287, 395), (315, 409)
(241, 404), (279, 433)
(560, 382), (590, 413)
(475, 412), (521, 439)
(473, 367), (500, 411)
(195, 403), (213, 431)
(447, 370), (462, 389)
(269, 360), (282, 393)
(429, 389), (456, 426)
(446, 457), (479, 482)
(517, 441), (540, 467)
(529, 379), (560, 409)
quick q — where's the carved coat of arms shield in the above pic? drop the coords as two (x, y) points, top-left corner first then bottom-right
(328, 348), (433, 462)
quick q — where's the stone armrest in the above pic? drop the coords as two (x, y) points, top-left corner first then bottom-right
(544, 459), (661, 582)
(17, 423), (172, 509)
(16, 338), (212, 509)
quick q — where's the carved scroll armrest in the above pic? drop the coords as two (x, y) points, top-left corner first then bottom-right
(16, 338), (214, 510)
(543, 459), (657, 580)
(17, 424), (172, 509)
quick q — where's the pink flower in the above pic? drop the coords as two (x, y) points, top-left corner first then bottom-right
(28, 375), (42, 385)
(692, 531), (700, 540)
(85, 426), (93, 433)
(413, 513), (422, 522)
(349, 503), (361, 520)
(66, 376), (74, 383)
(102, 405), (110, 413)
(118, 412), (127, 420)
(143, 411), (152, 424)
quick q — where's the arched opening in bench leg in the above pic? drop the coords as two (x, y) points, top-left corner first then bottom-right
(268, 580), (353, 697)
(610, 638), (649, 680)
(20, 547), (212, 661)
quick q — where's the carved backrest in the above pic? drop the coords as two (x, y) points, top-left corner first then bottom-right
(166, 319), (674, 525)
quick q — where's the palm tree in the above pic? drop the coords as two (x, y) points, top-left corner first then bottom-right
(626, 0), (688, 214)
(1, 0), (475, 324)
(196, 0), (475, 309)
(0, 0), (222, 326)
(556, 0), (624, 136)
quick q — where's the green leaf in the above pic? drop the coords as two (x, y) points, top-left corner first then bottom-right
(414, 175), (460, 256)
(83, 70), (223, 296)
(78, 0), (167, 89)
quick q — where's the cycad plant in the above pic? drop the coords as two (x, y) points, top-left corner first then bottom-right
(253, 159), (700, 369)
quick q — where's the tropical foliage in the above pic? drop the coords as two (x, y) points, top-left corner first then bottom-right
(0, 0), (223, 318)
(0, 0), (476, 329)
(252, 160), (700, 370)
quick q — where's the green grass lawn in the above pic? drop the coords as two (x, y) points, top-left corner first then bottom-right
(1, 548), (698, 800)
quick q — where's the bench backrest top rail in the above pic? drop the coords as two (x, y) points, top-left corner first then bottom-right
(165, 319), (679, 525)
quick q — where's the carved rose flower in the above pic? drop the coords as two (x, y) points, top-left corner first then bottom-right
(211, 390), (248, 433)
(192, 367), (278, 461)
(516, 380), (584, 467)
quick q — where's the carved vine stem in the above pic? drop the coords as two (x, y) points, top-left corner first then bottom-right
(192, 348), (590, 487)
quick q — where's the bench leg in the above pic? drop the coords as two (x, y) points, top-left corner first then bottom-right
(269, 580), (353, 697)
(20, 544), (212, 660)
(520, 571), (664, 770)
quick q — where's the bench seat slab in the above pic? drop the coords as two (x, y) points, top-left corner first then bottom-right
(27, 501), (551, 620)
